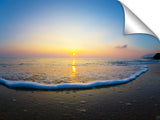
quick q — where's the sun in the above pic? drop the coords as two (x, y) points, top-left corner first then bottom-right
(72, 52), (76, 56)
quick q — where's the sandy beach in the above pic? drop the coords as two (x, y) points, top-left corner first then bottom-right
(0, 63), (160, 120)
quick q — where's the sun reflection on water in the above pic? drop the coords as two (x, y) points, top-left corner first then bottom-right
(72, 66), (76, 75)
(71, 58), (77, 82)
(72, 58), (76, 66)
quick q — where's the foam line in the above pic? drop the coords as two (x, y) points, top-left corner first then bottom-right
(0, 65), (148, 90)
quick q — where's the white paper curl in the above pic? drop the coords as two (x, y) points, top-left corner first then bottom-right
(119, 1), (159, 41)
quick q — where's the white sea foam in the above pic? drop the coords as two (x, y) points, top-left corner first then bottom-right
(0, 65), (148, 90)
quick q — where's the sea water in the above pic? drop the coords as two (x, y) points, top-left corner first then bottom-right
(0, 58), (159, 89)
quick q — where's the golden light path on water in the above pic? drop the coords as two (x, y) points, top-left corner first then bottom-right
(71, 57), (77, 83)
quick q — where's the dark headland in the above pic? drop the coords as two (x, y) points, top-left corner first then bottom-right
(153, 53), (160, 59)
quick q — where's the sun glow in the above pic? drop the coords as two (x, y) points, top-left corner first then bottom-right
(72, 52), (76, 57)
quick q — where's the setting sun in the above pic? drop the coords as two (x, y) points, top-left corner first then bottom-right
(72, 52), (76, 56)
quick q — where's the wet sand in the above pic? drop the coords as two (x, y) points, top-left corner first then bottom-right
(0, 64), (160, 120)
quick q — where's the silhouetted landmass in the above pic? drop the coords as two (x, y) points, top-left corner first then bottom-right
(153, 53), (160, 59)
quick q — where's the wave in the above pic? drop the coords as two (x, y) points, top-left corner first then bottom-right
(0, 65), (148, 90)
(109, 59), (160, 65)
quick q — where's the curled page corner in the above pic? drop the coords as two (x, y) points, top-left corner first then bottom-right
(119, 1), (159, 41)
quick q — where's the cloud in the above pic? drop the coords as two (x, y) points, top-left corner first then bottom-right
(115, 44), (128, 49)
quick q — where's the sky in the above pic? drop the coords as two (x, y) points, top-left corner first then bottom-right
(0, 0), (160, 58)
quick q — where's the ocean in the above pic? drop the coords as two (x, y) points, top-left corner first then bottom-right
(0, 58), (159, 89)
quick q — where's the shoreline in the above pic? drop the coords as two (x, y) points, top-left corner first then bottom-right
(0, 65), (148, 90)
(0, 63), (160, 120)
